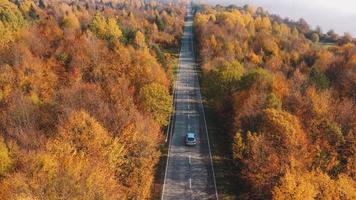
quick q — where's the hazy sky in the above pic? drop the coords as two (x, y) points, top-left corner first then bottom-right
(201, 0), (356, 36)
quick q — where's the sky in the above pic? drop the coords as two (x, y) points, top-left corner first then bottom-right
(200, 0), (356, 36)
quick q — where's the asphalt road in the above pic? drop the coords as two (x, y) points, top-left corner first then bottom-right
(161, 4), (218, 200)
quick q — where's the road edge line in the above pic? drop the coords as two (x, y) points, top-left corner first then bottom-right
(190, 3), (219, 199)
(160, 6), (186, 199)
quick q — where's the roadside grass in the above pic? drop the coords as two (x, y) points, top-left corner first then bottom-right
(151, 45), (179, 199)
(152, 140), (169, 199)
(197, 62), (244, 199)
(161, 45), (180, 86)
(316, 42), (335, 49)
(162, 45), (180, 56)
(202, 100), (242, 200)
(171, 60), (179, 78)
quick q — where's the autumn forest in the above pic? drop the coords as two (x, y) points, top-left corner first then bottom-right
(195, 3), (355, 200)
(0, 0), (355, 200)
(0, 0), (186, 199)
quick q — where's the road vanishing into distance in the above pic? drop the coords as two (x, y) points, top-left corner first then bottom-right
(161, 4), (218, 200)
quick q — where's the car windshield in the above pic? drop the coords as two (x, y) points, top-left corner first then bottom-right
(187, 137), (195, 141)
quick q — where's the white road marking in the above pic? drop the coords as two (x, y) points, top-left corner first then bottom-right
(162, 4), (219, 200)
(161, 5), (184, 198)
(189, 5), (219, 199)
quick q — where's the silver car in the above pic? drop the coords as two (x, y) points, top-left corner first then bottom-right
(185, 133), (197, 146)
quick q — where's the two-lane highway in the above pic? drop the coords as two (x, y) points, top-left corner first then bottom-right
(161, 4), (218, 200)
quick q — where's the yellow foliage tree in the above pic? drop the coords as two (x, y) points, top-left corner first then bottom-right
(56, 111), (111, 154)
(274, 170), (356, 200)
(0, 64), (16, 103)
(37, 111), (122, 199)
(0, 0), (26, 47)
(90, 13), (122, 41)
(139, 83), (172, 126)
(255, 16), (272, 31)
(273, 170), (317, 200)
(62, 12), (80, 30)
(106, 17), (122, 40)
(216, 10), (245, 27)
(232, 131), (246, 161)
(335, 174), (356, 200)
(262, 109), (307, 151)
(0, 136), (12, 177)
(134, 30), (146, 48)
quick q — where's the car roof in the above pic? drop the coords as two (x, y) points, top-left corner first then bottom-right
(186, 133), (196, 137)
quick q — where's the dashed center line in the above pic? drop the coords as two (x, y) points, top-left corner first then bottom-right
(189, 178), (192, 189)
